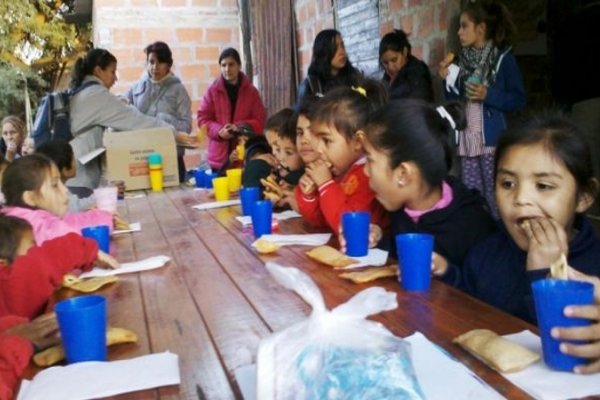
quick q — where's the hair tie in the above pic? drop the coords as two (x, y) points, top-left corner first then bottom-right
(436, 106), (459, 144)
(351, 86), (367, 97)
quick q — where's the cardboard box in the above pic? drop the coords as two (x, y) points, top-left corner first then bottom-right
(104, 128), (178, 190)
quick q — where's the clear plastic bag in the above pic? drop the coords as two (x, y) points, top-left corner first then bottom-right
(257, 262), (425, 399)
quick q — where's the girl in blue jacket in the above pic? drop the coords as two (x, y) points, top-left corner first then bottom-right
(439, 0), (525, 217)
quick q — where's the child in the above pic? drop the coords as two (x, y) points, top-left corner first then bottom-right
(1, 116), (26, 162)
(36, 140), (96, 212)
(295, 97), (320, 166)
(275, 116), (304, 186)
(462, 113), (600, 323)
(352, 99), (497, 277)
(439, 0), (525, 216)
(0, 215), (119, 319)
(295, 81), (388, 232)
(0, 155), (114, 245)
(242, 108), (294, 197)
(1, 313), (58, 399)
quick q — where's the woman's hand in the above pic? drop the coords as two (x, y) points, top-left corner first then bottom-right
(465, 82), (488, 102)
(96, 250), (120, 269)
(438, 52), (454, 80)
(339, 223), (382, 254)
(305, 159), (332, 187)
(176, 132), (199, 147)
(218, 124), (236, 140)
(524, 217), (568, 271)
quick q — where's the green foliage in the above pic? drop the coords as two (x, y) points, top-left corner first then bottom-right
(0, 0), (90, 119)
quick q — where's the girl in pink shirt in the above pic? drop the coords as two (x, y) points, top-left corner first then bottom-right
(0, 155), (113, 245)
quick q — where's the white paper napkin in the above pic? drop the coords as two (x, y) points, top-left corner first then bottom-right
(79, 255), (170, 278)
(501, 330), (600, 400)
(112, 222), (141, 235)
(17, 352), (180, 400)
(192, 199), (241, 210)
(446, 64), (460, 94)
(123, 193), (146, 199)
(339, 248), (389, 269)
(253, 233), (331, 247)
(405, 332), (503, 399)
(235, 210), (302, 227)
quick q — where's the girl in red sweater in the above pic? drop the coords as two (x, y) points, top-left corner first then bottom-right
(295, 80), (388, 232)
(0, 216), (119, 319)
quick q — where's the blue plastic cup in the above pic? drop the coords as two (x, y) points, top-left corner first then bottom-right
(205, 172), (219, 189)
(194, 169), (206, 188)
(240, 187), (260, 216)
(532, 279), (594, 371)
(81, 225), (110, 253)
(55, 295), (107, 363)
(396, 233), (434, 292)
(342, 212), (370, 257)
(251, 200), (272, 238)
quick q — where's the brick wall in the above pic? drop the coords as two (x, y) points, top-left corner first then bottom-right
(93, 0), (241, 130)
(293, 0), (335, 80)
(292, 0), (460, 96)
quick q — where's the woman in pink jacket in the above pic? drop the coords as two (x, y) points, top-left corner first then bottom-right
(197, 48), (266, 172)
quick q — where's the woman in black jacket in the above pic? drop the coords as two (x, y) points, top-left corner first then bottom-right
(379, 30), (433, 102)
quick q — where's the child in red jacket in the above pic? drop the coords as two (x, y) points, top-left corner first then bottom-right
(295, 80), (389, 232)
(0, 313), (58, 400)
(0, 216), (119, 320)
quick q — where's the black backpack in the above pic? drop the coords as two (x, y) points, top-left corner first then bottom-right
(32, 81), (99, 148)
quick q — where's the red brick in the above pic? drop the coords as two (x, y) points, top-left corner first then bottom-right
(161, 0), (187, 6)
(307, 2), (315, 21)
(429, 38), (446, 67)
(195, 46), (220, 62)
(418, 8), (434, 37)
(191, 0), (216, 5)
(205, 27), (232, 43)
(412, 46), (423, 59)
(176, 28), (202, 43)
(171, 47), (193, 63)
(98, 0), (129, 5)
(117, 66), (144, 82)
(112, 29), (143, 47)
(438, 4), (448, 32)
(380, 20), (393, 35)
(389, 0), (404, 14)
(111, 49), (136, 65)
(179, 64), (201, 81)
(208, 63), (220, 77)
(221, 0), (237, 7)
(143, 28), (175, 44)
(401, 15), (413, 34)
(409, 0), (422, 6)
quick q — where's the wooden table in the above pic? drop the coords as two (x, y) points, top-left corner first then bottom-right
(29, 186), (539, 399)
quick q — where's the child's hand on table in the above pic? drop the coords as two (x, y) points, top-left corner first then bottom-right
(339, 223), (382, 254)
(97, 250), (120, 269)
(431, 252), (449, 276)
(5, 313), (60, 351)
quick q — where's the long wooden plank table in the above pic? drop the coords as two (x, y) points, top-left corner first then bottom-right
(26, 186), (543, 399)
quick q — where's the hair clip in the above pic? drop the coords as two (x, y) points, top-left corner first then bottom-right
(351, 86), (367, 97)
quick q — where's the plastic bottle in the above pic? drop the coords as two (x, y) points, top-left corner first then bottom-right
(147, 152), (163, 192)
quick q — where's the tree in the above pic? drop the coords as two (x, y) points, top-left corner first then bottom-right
(0, 0), (91, 120)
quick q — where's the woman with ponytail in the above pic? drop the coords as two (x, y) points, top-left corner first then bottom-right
(67, 48), (196, 196)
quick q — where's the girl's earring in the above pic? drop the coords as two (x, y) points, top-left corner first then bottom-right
(397, 179), (405, 187)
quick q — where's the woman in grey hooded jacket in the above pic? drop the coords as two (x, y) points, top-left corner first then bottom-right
(124, 42), (193, 182)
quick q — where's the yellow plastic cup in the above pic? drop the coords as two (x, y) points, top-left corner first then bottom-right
(226, 168), (242, 192)
(149, 166), (163, 192)
(213, 177), (230, 201)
